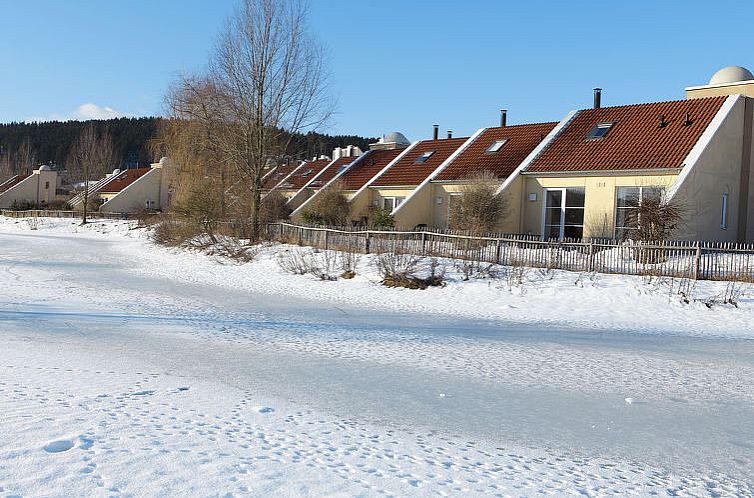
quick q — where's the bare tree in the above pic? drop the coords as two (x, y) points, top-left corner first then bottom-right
(163, 0), (332, 240)
(625, 197), (686, 242)
(67, 124), (114, 224)
(448, 171), (508, 235)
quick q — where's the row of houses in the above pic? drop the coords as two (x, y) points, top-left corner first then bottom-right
(262, 66), (754, 242)
(0, 159), (170, 213)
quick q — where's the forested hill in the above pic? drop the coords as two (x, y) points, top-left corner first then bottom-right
(0, 117), (377, 174)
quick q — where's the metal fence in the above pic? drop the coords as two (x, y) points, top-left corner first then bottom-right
(266, 222), (754, 283)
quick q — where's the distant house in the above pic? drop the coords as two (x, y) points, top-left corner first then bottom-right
(68, 159), (170, 213)
(0, 165), (59, 209)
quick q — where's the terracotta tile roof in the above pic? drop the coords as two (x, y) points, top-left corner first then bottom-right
(332, 150), (403, 191)
(527, 97), (727, 173)
(370, 138), (468, 187)
(262, 162), (305, 190)
(99, 168), (151, 194)
(0, 174), (31, 194)
(279, 158), (332, 190)
(434, 123), (557, 182)
(308, 156), (359, 190)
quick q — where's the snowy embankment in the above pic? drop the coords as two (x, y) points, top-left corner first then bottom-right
(1, 216), (753, 497)
(3, 216), (751, 338)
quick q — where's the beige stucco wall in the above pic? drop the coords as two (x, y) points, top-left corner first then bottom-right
(100, 168), (162, 213)
(686, 82), (754, 99)
(521, 173), (679, 238)
(670, 96), (745, 242)
(0, 170), (57, 208)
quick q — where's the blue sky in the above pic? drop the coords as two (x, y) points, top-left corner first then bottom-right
(0, 0), (751, 141)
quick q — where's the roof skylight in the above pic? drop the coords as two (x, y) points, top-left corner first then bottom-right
(415, 151), (435, 164)
(586, 122), (614, 140)
(485, 139), (508, 153)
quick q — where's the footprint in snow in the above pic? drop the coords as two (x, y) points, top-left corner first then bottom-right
(257, 407), (275, 414)
(44, 439), (75, 453)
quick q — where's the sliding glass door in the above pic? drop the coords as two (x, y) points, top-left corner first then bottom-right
(543, 187), (585, 239)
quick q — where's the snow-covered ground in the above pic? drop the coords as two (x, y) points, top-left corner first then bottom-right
(1, 216), (753, 497)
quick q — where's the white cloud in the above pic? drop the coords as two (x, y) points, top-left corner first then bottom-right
(70, 103), (125, 120)
(25, 103), (127, 122)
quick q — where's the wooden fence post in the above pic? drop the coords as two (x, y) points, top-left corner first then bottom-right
(365, 231), (371, 254)
(694, 244), (701, 280)
(421, 231), (427, 255)
(495, 239), (502, 264)
(324, 230), (329, 251)
(588, 242), (595, 272)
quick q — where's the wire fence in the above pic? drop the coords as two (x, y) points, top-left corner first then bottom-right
(266, 222), (754, 283)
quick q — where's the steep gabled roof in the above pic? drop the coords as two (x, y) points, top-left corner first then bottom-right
(526, 96), (727, 173)
(434, 123), (556, 181)
(99, 168), (151, 194)
(283, 158), (333, 190)
(370, 138), (468, 187)
(336, 149), (403, 191)
(262, 161), (305, 190)
(308, 156), (359, 190)
(0, 174), (31, 194)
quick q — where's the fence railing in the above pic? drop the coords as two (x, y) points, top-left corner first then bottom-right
(0, 210), (130, 220)
(266, 222), (754, 283)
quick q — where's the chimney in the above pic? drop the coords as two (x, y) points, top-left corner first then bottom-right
(447, 130), (453, 139)
(593, 88), (602, 109)
(433, 124), (439, 140)
(500, 109), (507, 127)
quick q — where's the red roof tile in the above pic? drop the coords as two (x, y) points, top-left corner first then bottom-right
(527, 97), (727, 173)
(100, 168), (151, 194)
(371, 138), (468, 187)
(434, 123), (557, 181)
(333, 150), (403, 191)
(309, 156), (360, 190)
(262, 162), (305, 190)
(0, 174), (31, 194)
(278, 159), (332, 190)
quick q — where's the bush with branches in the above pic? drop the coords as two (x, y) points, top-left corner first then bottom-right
(301, 182), (350, 226)
(448, 171), (508, 235)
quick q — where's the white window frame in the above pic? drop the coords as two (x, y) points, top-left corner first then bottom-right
(382, 196), (405, 212)
(541, 187), (586, 240)
(614, 186), (665, 239)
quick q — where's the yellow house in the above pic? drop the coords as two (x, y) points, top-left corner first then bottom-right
(504, 88), (750, 241)
(391, 122), (557, 230)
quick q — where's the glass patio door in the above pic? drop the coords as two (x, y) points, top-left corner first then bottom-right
(543, 187), (585, 239)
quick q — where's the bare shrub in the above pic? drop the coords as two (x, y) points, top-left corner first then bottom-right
(377, 247), (423, 289)
(25, 217), (40, 230)
(339, 249), (360, 279)
(301, 181), (350, 226)
(276, 247), (337, 280)
(152, 217), (202, 247)
(448, 171), (508, 235)
(276, 247), (312, 275)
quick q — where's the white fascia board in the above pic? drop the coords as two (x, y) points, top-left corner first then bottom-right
(665, 94), (741, 201)
(291, 152), (369, 216)
(350, 141), (419, 204)
(391, 128), (486, 217)
(285, 157), (339, 206)
(493, 110), (580, 196)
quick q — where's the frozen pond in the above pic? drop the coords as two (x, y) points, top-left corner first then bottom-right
(1, 227), (753, 496)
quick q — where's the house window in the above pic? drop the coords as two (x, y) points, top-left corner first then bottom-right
(44, 181), (49, 190)
(721, 193), (729, 229)
(543, 187), (585, 239)
(382, 196), (404, 211)
(415, 151), (435, 163)
(614, 186), (664, 239)
(586, 122), (614, 140)
(485, 139), (508, 153)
